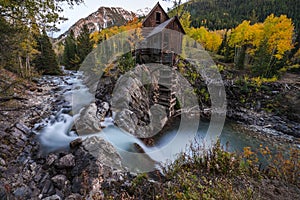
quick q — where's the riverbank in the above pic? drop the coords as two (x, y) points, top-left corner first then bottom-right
(224, 71), (300, 147)
(0, 68), (63, 199)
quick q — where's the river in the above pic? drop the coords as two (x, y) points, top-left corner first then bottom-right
(33, 70), (290, 171)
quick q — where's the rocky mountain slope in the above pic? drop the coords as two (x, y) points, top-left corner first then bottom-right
(57, 7), (136, 40)
(135, 7), (151, 17)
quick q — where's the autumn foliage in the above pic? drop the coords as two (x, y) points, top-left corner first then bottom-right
(90, 17), (142, 44)
(77, 12), (296, 78)
(228, 14), (294, 77)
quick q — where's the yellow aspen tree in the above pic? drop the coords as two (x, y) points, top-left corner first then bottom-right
(251, 14), (294, 77)
(180, 12), (192, 32)
(228, 20), (253, 48)
(247, 23), (264, 55)
(263, 14), (294, 60)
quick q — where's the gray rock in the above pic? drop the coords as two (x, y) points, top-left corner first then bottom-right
(75, 103), (102, 135)
(11, 128), (28, 141)
(115, 109), (138, 134)
(148, 104), (168, 136)
(40, 173), (50, 185)
(46, 154), (58, 166)
(67, 136), (125, 196)
(81, 136), (123, 169)
(51, 175), (68, 190)
(30, 162), (37, 172)
(0, 157), (6, 166)
(34, 173), (43, 184)
(41, 179), (55, 196)
(71, 176), (82, 194)
(56, 154), (75, 168)
(42, 194), (62, 200)
(65, 193), (82, 200)
(102, 101), (110, 111)
(97, 101), (110, 120)
(112, 65), (165, 138)
(70, 138), (82, 149)
(114, 106), (168, 139)
(13, 185), (32, 199)
(0, 166), (7, 172)
(0, 186), (8, 200)
(15, 123), (31, 134)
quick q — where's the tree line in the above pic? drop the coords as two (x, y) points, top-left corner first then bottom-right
(0, 0), (83, 78)
(185, 0), (300, 33)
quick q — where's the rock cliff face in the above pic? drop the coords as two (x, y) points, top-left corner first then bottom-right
(112, 64), (170, 138)
(95, 64), (169, 139)
(58, 7), (136, 39)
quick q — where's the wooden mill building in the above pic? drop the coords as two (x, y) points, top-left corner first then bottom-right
(138, 2), (185, 57)
(136, 2), (186, 117)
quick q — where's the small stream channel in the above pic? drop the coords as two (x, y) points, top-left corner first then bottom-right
(33, 70), (289, 171)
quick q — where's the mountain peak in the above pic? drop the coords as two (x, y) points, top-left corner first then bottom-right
(136, 7), (152, 17)
(57, 6), (136, 39)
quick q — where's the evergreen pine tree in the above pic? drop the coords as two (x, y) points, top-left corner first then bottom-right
(252, 41), (270, 76)
(34, 29), (61, 75)
(77, 25), (94, 64)
(217, 33), (227, 55)
(62, 30), (79, 70)
(252, 40), (286, 78)
(290, 33), (300, 61)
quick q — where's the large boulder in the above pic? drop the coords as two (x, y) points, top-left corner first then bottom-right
(112, 64), (169, 138)
(74, 103), (102, 135)
(68, 136), (123, 196)
(80, 136), (123, 170)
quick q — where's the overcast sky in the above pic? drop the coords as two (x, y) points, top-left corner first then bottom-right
(51, 0), (175, 38)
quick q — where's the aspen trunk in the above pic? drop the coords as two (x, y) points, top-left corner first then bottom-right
(18, 56), (24, 78)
